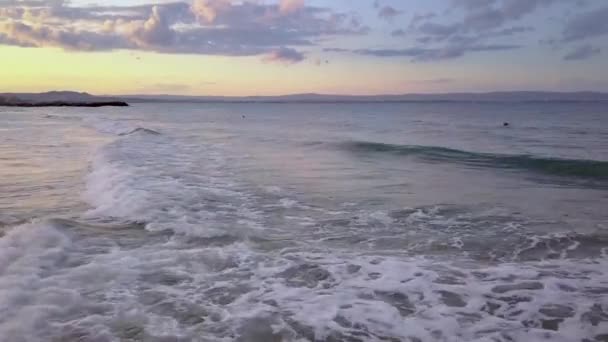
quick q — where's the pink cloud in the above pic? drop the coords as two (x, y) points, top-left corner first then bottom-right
(279, 0), (305, 15)
(262, 47), (305, 64)
(191, 0), (231, 23)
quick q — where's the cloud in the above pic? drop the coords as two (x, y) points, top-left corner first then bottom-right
(0, 0), (367, 60)
(391, 29), (405, 37)
(418, 22), (460, 36)
(385, 0), (563, 61)
(313, 57), (329, 66)
(408, 0), (564, 42)
(409, 12), (437, 29)
(378, 6), (403, 21)
(279, 0), (305, 15)
(494, 26), (533, 36)
(563, 44), (601, 60)
(562, 6), (608, 42)
(191, 0), (231, 23)
(452, 0), (562, 23)
(329, 43), (520, 61)
(1, 0), (599, 66)
(324, 48), (349, 53)
(0, 20), (125, 50)
(451, 0), (496, 11)
(262, 47), (304, 64)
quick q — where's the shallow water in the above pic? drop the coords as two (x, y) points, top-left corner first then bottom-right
(1, 102), (607, 341)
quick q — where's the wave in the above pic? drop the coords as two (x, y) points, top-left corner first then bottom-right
(118, 127), (161, 136)
(83, 117), (160, 136)
(83, 130), (263, 237)
(342, 141), (608, 180)
(512, 231), (608, 261)
(41, 114), (81, 121)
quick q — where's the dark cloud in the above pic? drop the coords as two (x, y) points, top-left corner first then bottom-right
(563, 44), (601, 60)
(262, 47), (305, 64)
(410, 12), (437, 26)
(391, 29), (405, 37)
(452, 0), (561, 20)
(388, 0), (563, 61)
(354, 47), (428, 57)
(451, 0), (496, 12)
(418, 25), (531, 44)
(455, 0), (560, 32)
(562, 6), (608, 42)
(324, 48), (350, 53)
(410, 0), (563, 41)
(325, 0), (541, 63)
(328, 43), (520, 61)
(494, 26), (534, 36)
(378, 6), (403, 21)
(418, 22), (460, 37)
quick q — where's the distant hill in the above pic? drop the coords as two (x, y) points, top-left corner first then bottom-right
(123, 91), (608, 103)
(0, 91), (128, 107)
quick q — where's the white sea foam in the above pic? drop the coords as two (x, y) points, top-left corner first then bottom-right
(1, 218), (606, 341)
(83, 119), (263, 237)
(279, 198), (299, 209)
(238, 251), (608, 342)
(0, 219), (257, 341)
(0, 221), (97, 341)
(264, 185), (283, 194)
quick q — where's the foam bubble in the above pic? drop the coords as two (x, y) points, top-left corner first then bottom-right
(279, 198), (299, 209)
(264, 186), (283, 194)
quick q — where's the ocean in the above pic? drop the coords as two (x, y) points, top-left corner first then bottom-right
(1, 102), (607, 341)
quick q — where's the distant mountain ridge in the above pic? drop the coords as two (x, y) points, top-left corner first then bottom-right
(0, 91), (127, 107)
(123, 91), (608, 103)
(3, 91), (608, 105)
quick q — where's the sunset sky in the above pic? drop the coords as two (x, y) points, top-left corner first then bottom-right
(1, 0), (608, 95)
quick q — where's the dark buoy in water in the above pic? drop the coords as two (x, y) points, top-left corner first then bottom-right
(242, 115), (246, 119)
(503, 122), (509, 127)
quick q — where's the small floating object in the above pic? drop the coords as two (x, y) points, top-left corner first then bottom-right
(503, 122), (510, 127)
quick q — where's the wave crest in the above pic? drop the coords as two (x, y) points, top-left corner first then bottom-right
(342, 141), (608, 180)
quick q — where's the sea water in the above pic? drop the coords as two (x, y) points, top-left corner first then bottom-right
(0, 102), (607, 341)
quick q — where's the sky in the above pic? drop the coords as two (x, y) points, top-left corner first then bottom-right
(1, 0), (608, 95)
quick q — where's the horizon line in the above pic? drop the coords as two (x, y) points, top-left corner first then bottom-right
(115, 90), (608, 97)
(4, 89), (608, 98)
